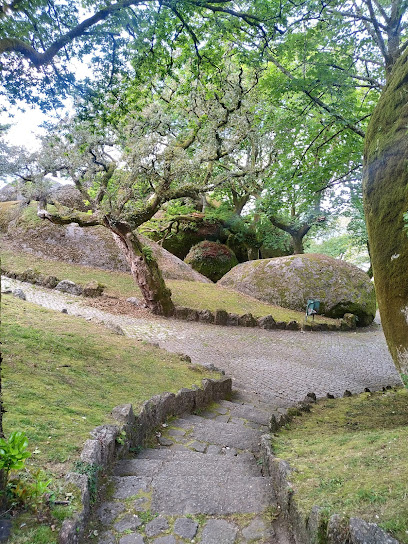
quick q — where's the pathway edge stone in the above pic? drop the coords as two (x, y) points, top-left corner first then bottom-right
(1, 269), (358, 331)
(58, 377), (232, 544)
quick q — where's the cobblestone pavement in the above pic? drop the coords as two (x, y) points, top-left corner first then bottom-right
(3, 277), (401, 408)
(3, 277), (402, 544)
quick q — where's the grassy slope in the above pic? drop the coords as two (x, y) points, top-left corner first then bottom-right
(1, 248), (338, 325)
(2, 296), (219, 543)
(272, 390), (408, 543)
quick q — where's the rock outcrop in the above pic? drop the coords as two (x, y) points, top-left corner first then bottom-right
(218, 253), (376, 326)
(185, 241), (238, 282)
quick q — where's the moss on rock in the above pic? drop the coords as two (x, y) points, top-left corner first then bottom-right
(363, 49), (408, 373)
(218, 253), (376, 326)
(184, 241), (239, 282)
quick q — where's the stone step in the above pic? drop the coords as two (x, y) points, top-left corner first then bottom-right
(219, 402), (272, 426)
(150, 472), (274, 515)
(218, 398), (272, 415)
(168, 415), (263, 452)
(115, 453), (261, 479)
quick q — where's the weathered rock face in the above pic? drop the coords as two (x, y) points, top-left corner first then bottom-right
(50, 185), (91, 212)
(0, 184), (20, 202)
(143, 235), (210, 283)
(218, 253), (376, 326)
(185, 241), (239, 283)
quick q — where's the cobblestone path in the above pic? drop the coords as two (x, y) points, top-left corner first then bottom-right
(2, 278), (402, 544)
(3, 278), (401, 407)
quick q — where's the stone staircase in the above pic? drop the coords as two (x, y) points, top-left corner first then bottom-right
(88, 398), (289, 544)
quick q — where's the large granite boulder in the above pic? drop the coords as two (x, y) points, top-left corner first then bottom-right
(218, 253), (376, 326)
(185, 241), (238, 282)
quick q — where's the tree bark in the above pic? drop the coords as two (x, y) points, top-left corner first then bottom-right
(109, 224), (175, 317)
(291, 234), (305, 254)
(247, 247), (259, 260)
(38, 209), (175, 316)
(363, 49), (408, 375)
(268, 216), (312, 254)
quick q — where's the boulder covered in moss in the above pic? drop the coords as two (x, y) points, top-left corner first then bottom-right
(218, 253), (376, 326)
(185, 241), (239, 282)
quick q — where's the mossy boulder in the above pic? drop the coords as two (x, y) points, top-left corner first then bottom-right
(218, 253), (376, 326)
(185, 241), (239, 282)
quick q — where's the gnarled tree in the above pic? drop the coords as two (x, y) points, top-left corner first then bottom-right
(33, 67), (264, 314)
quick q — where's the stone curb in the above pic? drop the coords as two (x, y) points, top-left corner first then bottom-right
(172, 306), (355, 332)
(58, 376), (232, 544)
(1, 267), (357, 332)
(1, 268), (104, 297)
(261, 391), (400, 544)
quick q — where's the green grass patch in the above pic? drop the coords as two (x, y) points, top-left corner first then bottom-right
(272, 389), (408, 543)
(2, 296), (219, 542)
(1, 248), (338, 325)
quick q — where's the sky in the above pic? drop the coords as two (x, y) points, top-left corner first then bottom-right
(1, 106), (46, 151)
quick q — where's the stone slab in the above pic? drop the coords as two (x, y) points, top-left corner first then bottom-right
(174, 517), (199, 539)
(242, 518), (271, 540)
(145, 516), (169, 537)
(188, 419), (262, 451)
(97, 501), (126, 525)
(206, 445), (222, 455)
(113, 459), (164, 477)
(190, 441), (207, 453)
(200, 519), (238, 544)
(119, 534), (145, 544)
(0, 520), (12, 543)
(152, 537), (176, 544)
(228, 404), (271, 426)
(136, 449), (175, 460)
(112, 476), (152, 499)
(150, 450), (260, 476)
(167, 429), (186, 437)
(114, 514), (142, 533)
(97, 531), (116, 544)
(215, 415), (230, 423)
(151, 473), (272, 514)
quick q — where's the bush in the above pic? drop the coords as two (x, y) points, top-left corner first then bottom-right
(184, 241), (238, 282)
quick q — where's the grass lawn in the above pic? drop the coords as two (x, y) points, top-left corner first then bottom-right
(1, 248), (339, 325)
(1, 296), (220, 543)
(272, 389), (408, 543)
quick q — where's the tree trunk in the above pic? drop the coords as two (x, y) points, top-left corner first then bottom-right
(363, 50), (408, 375)
(111, 227), (175, 317)
(291, 233), (305, 254)
(268, 216), (310, 255)
(37, 197), (47, 212)
(247, 247), (259, 260)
